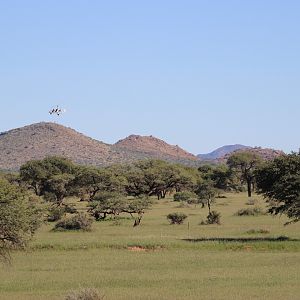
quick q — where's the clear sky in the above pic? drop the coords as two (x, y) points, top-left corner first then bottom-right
(0, 1), (299, 154)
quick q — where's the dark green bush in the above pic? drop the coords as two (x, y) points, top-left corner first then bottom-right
(167, 212), (187, 224)
(235, 207), (265, 216)
(206, 211), (221, 224)
(47, 206), (65, 222)
(200, 210), (221, 225)
(173, 191), (197, 203)
(64, 204), (77, 214)
(54, 213), (93, 231)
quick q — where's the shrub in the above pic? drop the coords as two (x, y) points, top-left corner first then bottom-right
(206, 211), (221, 224)
(54, 213), (93, 231)
(65, 288), (104, 300)
(173, 191), (197, 203)
(64, 205), (77, 214)
(200, 210), (221, 225)
(234, 207), (265, 216)
(47, 206), (65, 222)
(176, 202), (190, 208)
(167, 212), (188, 224)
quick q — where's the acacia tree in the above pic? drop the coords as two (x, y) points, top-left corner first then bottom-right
(125, 160), (196, 199)
(227, 151), (262, 197)
(20, 157), (76, 206)
(124, 196), (152, 226)
(195, 180), (217, 214)
(88, 193), (127, 220)
(256, 153), (300, 224)
(43, 173), (75, 205)
(0, 178), (42, 261)
(73, 166), (126, 201)
(89, 193), (152, 226)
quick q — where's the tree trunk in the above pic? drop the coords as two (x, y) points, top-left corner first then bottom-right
(247, 179), (252, 197)
(133, 215), (142, 227)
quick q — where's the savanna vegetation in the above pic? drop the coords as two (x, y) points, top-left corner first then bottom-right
(0, 152), (299, 299)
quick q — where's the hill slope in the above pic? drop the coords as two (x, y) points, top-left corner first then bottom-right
(218, 147), (285, 163)
(0, 122), (114, 170)
(0, 123), (198, 170)
(114, 134), (197, 162)
(198, 144), (251, 160)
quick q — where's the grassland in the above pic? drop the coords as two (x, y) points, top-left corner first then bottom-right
(0, 193), (299, 299)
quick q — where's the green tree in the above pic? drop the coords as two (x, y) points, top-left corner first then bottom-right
(173, 191), (198, 203)
(256, 153), (300, 224)
(89, 193), (152, 226)
(195, 180), (217, 214)
(227, 151), (262, 197)
(125, 160), (197, 199)
(0, 178), (42, 261)
(73, 166), (126, 201)
(43, 173), (75, 205)
(124, 196), (152, 226)
(88, 193), (127, 220)
(20, 157), (76, 205)
(198, 164), (240, 192)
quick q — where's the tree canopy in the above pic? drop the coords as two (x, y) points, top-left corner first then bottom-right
(0, 178), (42, 261)
(256, 153), (300, 224)
(227, 151), (262, 197)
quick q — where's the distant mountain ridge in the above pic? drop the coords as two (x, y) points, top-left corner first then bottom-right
(198, 144), (251, 160)
(0, 122), (198, 170)
(218, 147), (285, 163)
(0, 122), (286, 171)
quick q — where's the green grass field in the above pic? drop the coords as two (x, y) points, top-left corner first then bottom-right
(1, 193), (299, 299)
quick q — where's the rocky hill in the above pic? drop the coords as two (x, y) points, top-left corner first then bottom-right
(0, 122), (198, 170)
(114, 135), (197, 162)
(218, 147), (285, 163)
(198, 144), (251, 160)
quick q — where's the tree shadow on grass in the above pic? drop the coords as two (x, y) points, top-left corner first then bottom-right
(183, 236), (300, 243)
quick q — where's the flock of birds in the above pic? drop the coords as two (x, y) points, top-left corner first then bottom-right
(49, 105), (66, 116)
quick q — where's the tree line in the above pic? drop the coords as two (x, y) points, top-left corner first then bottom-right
(1, 151), (299, 260)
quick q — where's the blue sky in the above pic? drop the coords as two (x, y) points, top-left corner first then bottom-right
(0, 1), (299, 154)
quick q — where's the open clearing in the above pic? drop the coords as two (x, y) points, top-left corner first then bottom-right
(0, 193), (299, 299)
